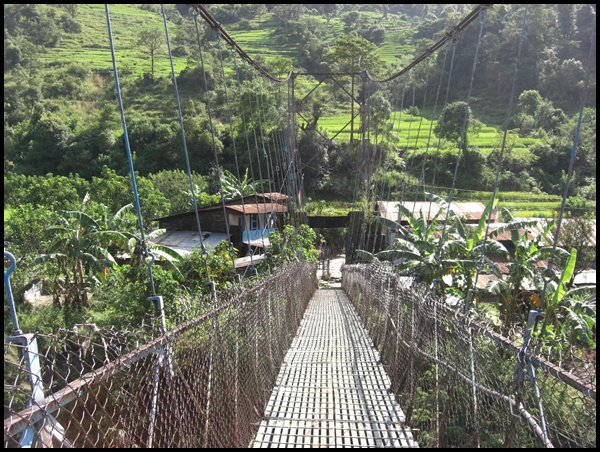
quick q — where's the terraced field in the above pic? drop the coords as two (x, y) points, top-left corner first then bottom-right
(318, 113), (534, 158)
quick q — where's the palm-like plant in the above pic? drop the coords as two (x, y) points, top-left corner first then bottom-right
(220, 168), (268, 200)
(441, 193), (508, 304)
(357, 192), (454, 290)
(484, 208), (570, 330)
(537, 248), (596, 347)
(35, 195), (133, 310)
(127, 228), (184, 279)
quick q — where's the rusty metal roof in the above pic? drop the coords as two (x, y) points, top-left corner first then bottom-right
(150, 230), (230, 255)
(378, 200), (496, 223)
(225, 203), (288, 214)
(260, 192), (289, 202)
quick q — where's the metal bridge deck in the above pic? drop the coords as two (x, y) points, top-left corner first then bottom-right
(252, 287), (418, 448)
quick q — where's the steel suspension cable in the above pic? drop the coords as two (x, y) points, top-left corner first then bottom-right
(248, 70), (273, 221)
(105, 4), (156, 295)
(416, 45), (450, 207)
(189, 4), (291, 84)
(107, 9), (164, 445)
(262, 80), (283, 200)
(161, 5), (208, 260)
(382, 78), (405, 208)
(212, 31), (246, 278)
(434, 9), (487, 284)
(469, 5), (529, 305)
(430, 41), (458, 200)
(415, 54), (440, 202)
(405, 60), (432, 220)
(540, 17), (596, 309)
(361, 78), (380, 255)
(255, 75), (277, 197)
(231, 55), (267, 260)
(366, 4), (492, 84)
(193, 18), (237, 267)
(403, 74), (419, 191)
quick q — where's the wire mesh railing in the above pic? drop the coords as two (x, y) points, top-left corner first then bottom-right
(4, 261), (318, 448)
(342, 261), (595, 448)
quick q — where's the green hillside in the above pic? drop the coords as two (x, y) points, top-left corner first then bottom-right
(3, 4), (596, 217)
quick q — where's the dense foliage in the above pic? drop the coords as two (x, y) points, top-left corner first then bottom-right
(3, 4), (596, 335)
(3, 4), (596, 205)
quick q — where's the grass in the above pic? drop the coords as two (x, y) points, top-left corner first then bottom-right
(464, 192), (561, 202)
(10, 5), (588, 221)
(37, 4), (188, 78)
(317, 112), (540, 161)
(509, 210), (558, 218)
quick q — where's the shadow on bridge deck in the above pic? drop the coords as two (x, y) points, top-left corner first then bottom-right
(252, 284), (419, 448)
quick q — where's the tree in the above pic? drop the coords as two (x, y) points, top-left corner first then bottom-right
(556, 4), (576, 40)
(320, 4), (341, 25)
(485, 209), (569, 331)
(326, 33), (383, 74)
(147, 169), (217, 215)
(35, 195), (134, 315)
(517, 90), (543, 117)
(368, 90), (394, 141)
(220, 168), (267, 200)
(62, 4), (79, 18)
(21, 113), (71, 175)
(271, 4), (305, 23)
(326, 33), (383, 142)
(264, 224), (318, 268)
(434, 101), (479, 151)
(297, 130), (329, 194)
(90, 167), (170, 229)
(251, 4), (268, 24)
(137, 28), (164, 78)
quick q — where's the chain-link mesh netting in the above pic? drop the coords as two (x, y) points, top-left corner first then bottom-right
(342, 261), (595, 448)
(4, 261), (317, 448)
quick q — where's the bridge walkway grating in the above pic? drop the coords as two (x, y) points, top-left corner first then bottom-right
(252, 286), (419, 448)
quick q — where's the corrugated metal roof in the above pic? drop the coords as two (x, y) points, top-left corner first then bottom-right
(441, 273), (501, 290)
(150, 230), (230, 255)
(154, 193), (289, 221)
(377, 200), (495, 222)
(489, 254), (548, 275)
(260, 192), (289, 202)
(479, 219), (596, 247)
(234, 254), (266, 268)
(574, 270), (596, 286)
(226, 203), (288, 214)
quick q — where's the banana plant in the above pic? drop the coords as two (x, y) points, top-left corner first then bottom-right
(35, 196), (134, 309)
(537, 248), (596, 347)
(220, 168), (268, 200)
(356, 192), (455, 290)
(484, 208), (570, 330)
(442, 192), (507, 304)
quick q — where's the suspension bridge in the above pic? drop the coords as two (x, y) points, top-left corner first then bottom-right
(4, 4), (596, 448)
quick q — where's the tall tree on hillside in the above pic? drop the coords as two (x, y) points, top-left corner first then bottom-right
(271, 4), (305, 23)
(320, 4), (341, 25)
(433, 101), (481, 151)
(327, 33), (383, 74)
(327, 34), (383, 141)
(556, 4), (576, 41)
(137, 28), (164, 78)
